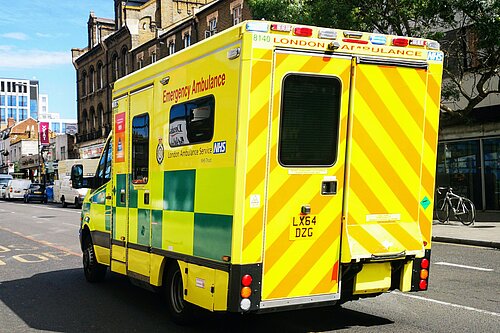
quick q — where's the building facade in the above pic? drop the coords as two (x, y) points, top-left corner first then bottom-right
(72, 0), (251, 157)
(0, 78), (39, 128)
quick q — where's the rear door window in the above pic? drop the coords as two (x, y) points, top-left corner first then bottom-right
(279, 74), (342, 166)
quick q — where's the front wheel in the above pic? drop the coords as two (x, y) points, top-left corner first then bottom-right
(82, 237), (107, 282)
(434, 198), (449, 223)
(165, 264), (193, 325)
(61, 196), (67, 208)
(456, 198), (475, 226)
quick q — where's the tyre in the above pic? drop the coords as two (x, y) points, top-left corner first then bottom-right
(165, 264), (193, 325)
(456, 198), (475, 226)
(61, 196), (67, 208)
(75, 198), (82, 209)
(434, 198), (449, 223)
(82, 236), (107, 282)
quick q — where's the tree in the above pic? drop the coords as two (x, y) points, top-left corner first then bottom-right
(247, 0), (500, 119)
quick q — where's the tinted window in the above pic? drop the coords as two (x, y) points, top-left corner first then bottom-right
(132, 114), (149, 184)
(279, 74), (341, 166)
(169, 95), (215, 147)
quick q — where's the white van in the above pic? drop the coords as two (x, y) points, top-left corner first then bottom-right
(6, 179), (32, 200)
(54, 177), (88, 208)
(0, 174), (13, 199)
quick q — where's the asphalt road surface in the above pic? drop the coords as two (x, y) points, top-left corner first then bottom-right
(0, 200), (499, 332)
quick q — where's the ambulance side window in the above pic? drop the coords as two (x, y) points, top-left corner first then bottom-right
(169, 95), (214, 147)
(279, 74), (341, 166)
(132, 113), (149, 184)
(96, 139), (112, 187)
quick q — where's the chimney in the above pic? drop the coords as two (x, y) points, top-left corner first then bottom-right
(7, 118), (15, 128)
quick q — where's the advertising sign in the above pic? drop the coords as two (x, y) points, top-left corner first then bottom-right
(115, 112), (125, 163)
(39, 122), (49, 146)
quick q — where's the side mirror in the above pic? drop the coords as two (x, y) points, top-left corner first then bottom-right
(71, 164), (84, 189)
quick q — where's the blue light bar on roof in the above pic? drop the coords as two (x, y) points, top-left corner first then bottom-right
(246, 22), (269, 33)
(370, 35), (387, 45)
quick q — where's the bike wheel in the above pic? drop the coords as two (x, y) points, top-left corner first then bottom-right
(434, 198), (449, 223)
(456, 198), (475, 226)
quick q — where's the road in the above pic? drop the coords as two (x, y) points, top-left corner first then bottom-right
(0, 200), (499, 332)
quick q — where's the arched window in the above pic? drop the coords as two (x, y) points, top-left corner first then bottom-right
(81, 110), (88, 133)
(89, 66), (95, 93)
(112, 53), (119, 81)
(121, 47), (129, 76)
(97, 62), (103, 90)
(89, 107), (96, 132)
(81, 71), (87, 96)
(97, 104), (104, 132)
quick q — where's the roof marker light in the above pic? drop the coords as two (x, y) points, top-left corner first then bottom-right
(294, 27), (313, 37)
(344, 31), (363, 39)
(246, 22), (269, 33)
(370, 35), (387, 45)
(410, 39), (426, 47)
(318, 29), (337, 39)
(427, 41), (440, 50)
(271, 23), (291, 32)
(392, 37), (409, 47)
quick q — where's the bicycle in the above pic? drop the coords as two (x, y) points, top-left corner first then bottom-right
(434, 187), (476, 225)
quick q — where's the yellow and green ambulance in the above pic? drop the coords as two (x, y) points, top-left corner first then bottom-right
(72, 20), (443, 323)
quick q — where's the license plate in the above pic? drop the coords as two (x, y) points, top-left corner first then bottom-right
(34, 191), (41, 194)
(289, 215), (317, 240)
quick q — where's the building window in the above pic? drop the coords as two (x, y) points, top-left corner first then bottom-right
(279, 74), (341, 166)
(183, 33), (191, 48)
(0, 95), (4, 106)
(112, 53), (119, 81)
(51, 122), (60, 133)
(121, 47), (129, 76)
(61, 146), (66, 160)
(168, 42), (175, 55)
(231, 3), (242, 25)
(132, 113), (149, 184)
(136, 53), (144, 70)
(7, 96), (16, 106)
(8, 108), (16, 120)
(206, 18), (217, 38)
(82, 71), (87, 96)
(19, 109), (27, 121)
(89, 66), (95, 93)
(169, 95), (215, 147)
(19, 96), (27, 107)
(0, 108), (5, 123)
(97, 62), (103, 89)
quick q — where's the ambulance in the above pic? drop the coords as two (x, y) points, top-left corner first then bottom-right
(72, 20), (443, 323)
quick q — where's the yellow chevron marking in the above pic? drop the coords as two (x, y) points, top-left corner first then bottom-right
(352, 115), (419, 221)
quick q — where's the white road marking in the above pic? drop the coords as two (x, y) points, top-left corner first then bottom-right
(434, 261), (494, 272)
(394, 292), (500, 317)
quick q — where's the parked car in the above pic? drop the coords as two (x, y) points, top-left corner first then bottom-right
(5, 179), (32, 200)
(54, 177), (88, 208)
(24, 183), (48, 203)
(0, 174), (13, 199)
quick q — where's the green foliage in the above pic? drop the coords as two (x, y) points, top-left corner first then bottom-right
(247, 0), (500, 117)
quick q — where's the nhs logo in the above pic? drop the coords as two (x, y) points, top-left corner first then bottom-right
(427, 51), (443, 62)
(213, 141), (226, 154)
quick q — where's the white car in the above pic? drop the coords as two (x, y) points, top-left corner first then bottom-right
(5, 179), (32, 200)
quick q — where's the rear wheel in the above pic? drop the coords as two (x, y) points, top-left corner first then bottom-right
(434, 198), (449, 223)
(75, 198), (82, 209)
(165, 264), (193, 325)
(82, 237), (107, 282)
(456, 198), (475, 226)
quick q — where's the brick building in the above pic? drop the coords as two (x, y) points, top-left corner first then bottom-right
(72, 0), (251, 157)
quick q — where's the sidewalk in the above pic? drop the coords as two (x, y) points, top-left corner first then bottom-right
(432, 219), (500, 249)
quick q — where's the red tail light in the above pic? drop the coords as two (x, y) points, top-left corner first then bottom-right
(421, 258), (429, 269)
(419, 279), (428, 290)
(241, 274), (253, 287)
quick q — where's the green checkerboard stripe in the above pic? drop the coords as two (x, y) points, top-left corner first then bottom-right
(163, 170), (195, 212)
